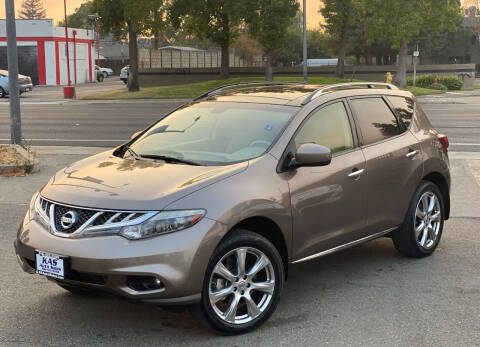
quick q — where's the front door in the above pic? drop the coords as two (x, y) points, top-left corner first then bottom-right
(287, 101), (368, 261)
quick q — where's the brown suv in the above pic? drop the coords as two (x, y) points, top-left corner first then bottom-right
(15, 82), (451, 334)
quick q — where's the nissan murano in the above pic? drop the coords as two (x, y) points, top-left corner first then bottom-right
(15, 82), (451, 334)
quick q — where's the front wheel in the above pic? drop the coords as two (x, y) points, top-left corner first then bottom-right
(0, 87), (6, 98)
(392, 181), (445, 258)
(192, 230), (285, 335)
(103, 71), (108, 78)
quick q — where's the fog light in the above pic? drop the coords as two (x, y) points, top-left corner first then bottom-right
(126, 276), (164, 292)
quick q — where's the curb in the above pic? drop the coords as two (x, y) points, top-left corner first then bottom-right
(0, 144), (38, 175)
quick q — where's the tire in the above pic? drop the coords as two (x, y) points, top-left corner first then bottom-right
(97, 74), (104, 82)
(103, 71), (108, 78)
(191, 229), (285, 335)
(0, 87), (5, 98)
(122, 79), (128, 84)
(392, 181), (445, 258)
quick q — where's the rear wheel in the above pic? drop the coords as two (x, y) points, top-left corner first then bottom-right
(0, 87), (6, 98)
(97, 74), (104, 82)
(192, 230), (285, 335)
(392, 181), (444, 258)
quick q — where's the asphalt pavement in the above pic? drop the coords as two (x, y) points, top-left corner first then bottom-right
(0, 89), (479, 345)
(0, 90), (480, 151)
(0, 147), (479, 346)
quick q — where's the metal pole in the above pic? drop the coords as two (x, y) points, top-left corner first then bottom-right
(5, 0), (21, 144)
(73, 30), (77, 84)
(63, 0), (71, 86)
(96, 20), (100, 65)
(413, 43), (418, 87)
(302, 0), (307, 83)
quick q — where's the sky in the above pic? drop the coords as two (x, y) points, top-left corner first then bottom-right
(0, 0), (325, 29)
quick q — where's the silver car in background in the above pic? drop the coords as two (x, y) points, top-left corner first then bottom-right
(0, 69), (33, 98)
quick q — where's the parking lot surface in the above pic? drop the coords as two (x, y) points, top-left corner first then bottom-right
(0, 147), (479, 346)
(1, 89), (479, 345)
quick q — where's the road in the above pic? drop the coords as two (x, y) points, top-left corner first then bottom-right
(1, 147), (479, 346)
(1, 90), (480, 151)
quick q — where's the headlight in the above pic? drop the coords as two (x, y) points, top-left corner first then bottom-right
(28, 192), (39, 220)
(119, 210), (206, 240)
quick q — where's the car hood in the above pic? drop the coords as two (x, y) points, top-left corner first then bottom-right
(41, 150), (248, 211)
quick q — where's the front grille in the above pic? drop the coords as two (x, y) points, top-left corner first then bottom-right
(53, 205), (97, 234)
(37, 197), (153, 237)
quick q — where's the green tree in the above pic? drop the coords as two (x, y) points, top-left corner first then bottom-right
(245, 0), (298, 81)
(57, 1), (94, 29)
(364, 0), (462, 87)
(151, 3), (166, 49)
(320, 0), (362, 78)
(18, 0), (46, 19)
(92, 0), (162, 91)
(168, 0), (248, 78)
(271, 15), (333, 67)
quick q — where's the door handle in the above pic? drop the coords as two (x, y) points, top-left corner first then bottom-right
(406, 150), (419, 159)
(348, 168), (365, 178)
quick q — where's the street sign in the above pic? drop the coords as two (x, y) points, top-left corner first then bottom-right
(413, 51), (420, 57)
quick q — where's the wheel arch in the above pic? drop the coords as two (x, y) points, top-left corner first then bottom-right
(225, 216), (289, 279)
(422, 171), (450, 220)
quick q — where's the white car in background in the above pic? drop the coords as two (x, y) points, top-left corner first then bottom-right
(120, 65), (130, 84)
(97, 66), (114, 78)
(0, 69), (33, 98)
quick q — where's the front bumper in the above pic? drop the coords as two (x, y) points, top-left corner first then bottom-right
(15, 216), (227, 305)
(19, 84), (33, 93)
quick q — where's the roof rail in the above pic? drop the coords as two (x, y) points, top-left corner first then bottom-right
(193, 81), (305, 101)
(302, 82), (399, 105)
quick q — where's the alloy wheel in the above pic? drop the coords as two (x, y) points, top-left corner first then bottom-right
(208, 247), (275, 325)
(414, 191), (442, 250)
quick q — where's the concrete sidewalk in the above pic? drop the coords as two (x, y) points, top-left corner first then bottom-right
(0, 79), (125, 102)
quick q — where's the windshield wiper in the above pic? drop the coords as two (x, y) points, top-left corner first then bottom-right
(140, 154), (200, 166)
(125, 146), (141, 160)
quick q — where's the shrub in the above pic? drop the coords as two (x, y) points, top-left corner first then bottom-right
(438, 76), (463, 90)
(407, 74), (434, 88)
(427, 83), (448, 91)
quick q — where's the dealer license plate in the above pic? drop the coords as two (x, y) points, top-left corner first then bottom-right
(35, 251), (65, 279)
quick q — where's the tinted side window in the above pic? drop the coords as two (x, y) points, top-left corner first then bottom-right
(350, 98), (401, 145)
(294, 102), (354, 155)
(387, 96), (414, 129)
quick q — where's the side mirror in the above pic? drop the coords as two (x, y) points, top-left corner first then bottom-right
(130, 131), (142, 140)
(291, 143), (332, 168)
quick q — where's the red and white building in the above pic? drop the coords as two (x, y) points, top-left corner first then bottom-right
(0, 19), (96, 85)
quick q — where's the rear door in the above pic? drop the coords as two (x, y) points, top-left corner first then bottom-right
(348, 96), (423, 235)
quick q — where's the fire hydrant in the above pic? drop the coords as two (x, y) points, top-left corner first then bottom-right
(385, 72), (393, 84)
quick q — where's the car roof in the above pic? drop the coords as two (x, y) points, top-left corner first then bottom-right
(209, 84), (323, 106)
(197, 82), (409, 107)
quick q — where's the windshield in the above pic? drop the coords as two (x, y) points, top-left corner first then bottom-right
(129, 101), (297, 166)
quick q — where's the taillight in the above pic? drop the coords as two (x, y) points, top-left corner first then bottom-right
(437, 134), (449, 152)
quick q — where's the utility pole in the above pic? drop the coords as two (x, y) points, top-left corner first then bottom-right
(302, 0), (308, 84)
(5, 0), (21, 144)
(63, 0), (71, 87)
(413, 43), (419, 88)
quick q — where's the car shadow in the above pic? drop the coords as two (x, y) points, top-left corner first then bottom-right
(5, 236), (425, 343)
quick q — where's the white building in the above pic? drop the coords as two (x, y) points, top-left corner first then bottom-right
(0, 19), (95, 85)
